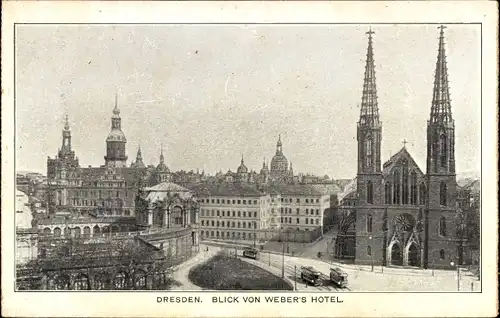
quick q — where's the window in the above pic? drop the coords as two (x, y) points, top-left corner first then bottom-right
(315, 219), (319, 225)
(316, 209), (319, 215)
(419, 183), (426, 205)
(232, 200), (236, 204)
(316, 199), (319, 203)
(385, 182), (392, 204)
(296, 198), (300, 203)
(366, 136), (373, 168)
(440, 182), (447, 206)
(201, 220), (205, 226)
(366, 214), (373, 232)
(243, 200), (246, 204)
(232, 211), (235, 217)
(367, 245), (372, 256)
(254, 200), (257, 205)
(306, 219), (309, 224)
(367, 180), (373, 204)
(238, 211), (241, 217)
(237, 200), (241, 204)
(237, 222), (241, 228)
(410, 171), (418, 205)
(440, 134), (447, 168)
(232, 221), (235, 227)
(296, 218), (300, 224)
(439, 249), (445, 260)
(439, 216), (447, 236)
(254, 212), (257, 218)
(243, 211), (246, 217)
(243, 222), (246, 228)
(402, 160), (409, 205)
(221, 221), (225, 227)
(393, 170), (401, 204)
(306, 209), (309, 214)
(305, 199), (309, 203)
(211, 221), (214, 226)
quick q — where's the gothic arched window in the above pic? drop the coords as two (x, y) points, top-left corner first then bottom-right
(393, 170), (401, 204)
(439, 249), (445, 260)
(367, 245), (372, 256)
(410, 171), (418, 205)
(366, 214), (373, 232)
(419, 182), (426, 205)
(440, 182), (447, 206)
(439, 216), (447, 236)
(440, 134), (447, 168)
(385, 182), (392, 204)
(366, 181), (373, 204)
(402, 160), (409, 205)
(365, 136), (373, 168)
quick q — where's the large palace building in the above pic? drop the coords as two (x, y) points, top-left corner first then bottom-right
(333, 26), (468, 269)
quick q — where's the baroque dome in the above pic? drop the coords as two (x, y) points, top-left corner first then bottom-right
(156, 162), (169, 173)
(106, 129), (127, 142)
(237, 157), (248, 174)
(271, 153), (288, 172)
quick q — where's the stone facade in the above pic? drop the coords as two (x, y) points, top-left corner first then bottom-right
(333, 27), (471, 269)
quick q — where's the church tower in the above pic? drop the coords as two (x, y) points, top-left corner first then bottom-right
(104, 94), (128, 167)
(134, 146), (146, 168)
(355, 28), (384, 266)
(357, 28), (383, 205)
(425, 25), (459, 268)
(61, 114), (72, 156)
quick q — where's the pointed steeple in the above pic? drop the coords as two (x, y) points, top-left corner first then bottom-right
(430, 25), (453, 124)
(64, 114), (70, 131)
(133, 145), (145, 168)
(113, 91), (120, 116)
(276, 135), (283, 154)
(160, 143), (164, 164)
(241, 154), (244, 165)
(359, 28), (380, 126)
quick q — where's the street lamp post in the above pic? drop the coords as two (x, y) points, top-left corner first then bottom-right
(253, 221), (257, 248)
(369, 236), (374, 272)
(281, 228), (285, 279)
(450, 261), (460, 291)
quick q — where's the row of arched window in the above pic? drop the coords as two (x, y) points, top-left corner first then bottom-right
(366, 177), (448, 207)
(364, 214), (447, 236)
(49, 270), (148, 290)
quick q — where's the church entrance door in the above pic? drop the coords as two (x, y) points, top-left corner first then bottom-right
(408, 244), (419, 267)
(391, 244), (403, 266)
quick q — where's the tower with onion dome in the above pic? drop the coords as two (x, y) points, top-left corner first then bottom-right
(104, 94), (128, 167)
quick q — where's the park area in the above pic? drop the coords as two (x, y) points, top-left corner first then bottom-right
(188, 252), (293, 290)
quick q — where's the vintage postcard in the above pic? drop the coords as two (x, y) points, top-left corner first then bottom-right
(1, 1), (498, 317)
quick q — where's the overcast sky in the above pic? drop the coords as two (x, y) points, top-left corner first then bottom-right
(15, 24), (480, 179)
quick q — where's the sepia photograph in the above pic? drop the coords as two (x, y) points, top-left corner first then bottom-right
(2, 1), (498, 317)
(13, 22), (482, 292)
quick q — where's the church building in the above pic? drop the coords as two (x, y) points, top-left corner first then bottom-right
(334, 26), (465, 269)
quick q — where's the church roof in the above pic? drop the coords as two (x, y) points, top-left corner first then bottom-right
(337, 177), (357, 202)
(382, 147), (424, 176)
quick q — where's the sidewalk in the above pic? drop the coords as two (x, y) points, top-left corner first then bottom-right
(171, 248), (217, 290)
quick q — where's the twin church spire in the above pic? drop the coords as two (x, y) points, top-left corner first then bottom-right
(357, 25), (454, 174)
